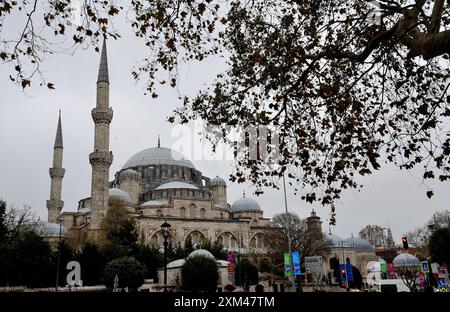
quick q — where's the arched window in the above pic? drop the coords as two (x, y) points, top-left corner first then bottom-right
(220, 213), (224, 219)
(180, 207), (186, 218)
(156, 209), (163, 217)
(231, 236), (237, 249)
(150, 231), (171, 248)
(187, 231), (205, 247)
(189, 204), (196, 218)
(200, 208), (206, 219)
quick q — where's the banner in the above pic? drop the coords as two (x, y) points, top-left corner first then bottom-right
(284, 253), (292, 277)
(292, 251), (302, 276)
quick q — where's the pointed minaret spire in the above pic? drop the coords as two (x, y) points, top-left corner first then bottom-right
(158, 135), (160, 148)
(97, 38), (109, 83)
(243, 190), (246, 197)
(54, 110), (63, 148)
(47, 111), (65, 223)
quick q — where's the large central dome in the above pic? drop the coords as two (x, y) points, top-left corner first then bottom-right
(123, 147), (195, 169)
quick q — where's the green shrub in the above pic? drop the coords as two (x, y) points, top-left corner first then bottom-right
(102, 256), (145, 290)
(181, 255), (218, 292)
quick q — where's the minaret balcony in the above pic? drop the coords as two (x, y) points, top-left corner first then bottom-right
(91, 107), (113, 124)
(46, 199), (64, 210)
(89, 151), (113, 167)
(49, 167), (65, 179)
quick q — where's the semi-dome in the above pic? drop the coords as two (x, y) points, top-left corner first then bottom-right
(325, 233), (348, 247)
(231, 196), (261, 212)
(40, 222), (68, 237)
(119, 169), (141, 181)
(393, 253), (421, 268)
(344, 236), (374, 252)
(210, 176), (226, 186)
(187, 249), (215, 260)
(122, 147), (195, 169)
(108, 188), (133, 205)
(155, 181), (199, 191)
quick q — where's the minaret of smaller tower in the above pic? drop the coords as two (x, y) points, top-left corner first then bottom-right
(89, 39), (113, 232)
(306, 209), (323, 248)
(47, 111), (65, 223)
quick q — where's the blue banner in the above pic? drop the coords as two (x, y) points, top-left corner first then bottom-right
(292, 251), (302, 276)
(345, 264), (354, 282)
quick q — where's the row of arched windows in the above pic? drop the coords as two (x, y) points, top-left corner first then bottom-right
(155, 204), (207, 219)
(149, 230), (266, 250)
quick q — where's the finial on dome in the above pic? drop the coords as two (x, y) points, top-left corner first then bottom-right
(158, 135), (160, 148)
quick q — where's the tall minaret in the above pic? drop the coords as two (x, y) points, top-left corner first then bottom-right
(89, 39), (113, 232)
(47, 111), (65, 223)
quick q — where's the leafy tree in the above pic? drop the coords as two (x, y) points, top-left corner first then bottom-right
(0, 200), (7, 243)
(53, 239), (76, 287)
(359, 225), (386, 247)
(0, 231), (53, 287)
(100, 203), (138, 254)
(198, 237), (227, 260)
(79, 241), (105, 286)
(181, 255), (219, 292)
(135, 244), (163, 282)
(235, 258), (259, 291)
(3, 1), (450, 214)
(102, 257), (145, 291)
(385, 228), (395, 248)
(267, 212), (325, 267)
(429, 228), (450, 267)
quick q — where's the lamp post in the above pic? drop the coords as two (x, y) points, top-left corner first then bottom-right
(282, 174), (296, 290)
(161, 221), (171, 290)
(56, 216), (64, 292)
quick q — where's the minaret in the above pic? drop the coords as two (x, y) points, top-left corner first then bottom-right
(47, 111), (65, 223)
(89, 39), (113, 232)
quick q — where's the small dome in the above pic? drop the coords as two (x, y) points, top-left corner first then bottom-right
(344, 237), (374, 252)
(210, 176), (226, 186)
(166, 259), (186, 269)
(187, 249), (215, 260)
(325, 233), (348, 248)
(123, 147), (195, 169)
(119, 169), (141, 181)
(155, 181), (199, 191)
(108, 188), (133, 205)
(393, 253), (421, 268)
(231, 196), (261, 212)
(40, 222), (68, 237)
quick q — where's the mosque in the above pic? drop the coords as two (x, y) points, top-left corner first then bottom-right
(40, 40), (271, 252)
(39, 40), (378, 286)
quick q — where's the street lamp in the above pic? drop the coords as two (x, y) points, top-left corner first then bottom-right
(282, 174), (296, 290)
(161, 221), (171, 290)
(56, 216), (64, 292)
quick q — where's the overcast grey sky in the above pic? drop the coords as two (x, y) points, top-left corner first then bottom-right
(0, 10), (448, 244)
